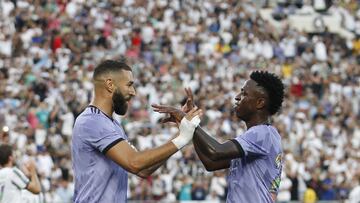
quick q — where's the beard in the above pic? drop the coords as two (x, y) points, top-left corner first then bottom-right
(112, 89), (128, 115)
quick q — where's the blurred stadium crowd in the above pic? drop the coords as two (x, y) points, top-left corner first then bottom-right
(0, 0), (359, 202)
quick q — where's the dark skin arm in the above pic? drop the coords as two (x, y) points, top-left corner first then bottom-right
(152, 89), (244, 171)
(193, 126), (244, 161)
(193, 140), (231, 171)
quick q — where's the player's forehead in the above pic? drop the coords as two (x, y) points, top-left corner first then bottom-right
(242, 79), (257, 92)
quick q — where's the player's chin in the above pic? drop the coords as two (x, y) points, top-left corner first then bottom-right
(232, 103), (239, 109)
(235, 111), (243, 119)
(231, 105), (240, 116)
(232, 104), (241, 111)
(233, 108), (243, 119)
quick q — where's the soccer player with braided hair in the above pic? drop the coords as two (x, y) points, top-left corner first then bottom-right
(152, 70), (285, 202)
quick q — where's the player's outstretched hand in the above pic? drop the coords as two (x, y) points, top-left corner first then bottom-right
(152, 88), (195, 124)
(152, 104), (185, 124)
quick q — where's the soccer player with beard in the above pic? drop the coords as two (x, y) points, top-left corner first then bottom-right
(72, 60), (203, 203)
(152, 71), (285, 202)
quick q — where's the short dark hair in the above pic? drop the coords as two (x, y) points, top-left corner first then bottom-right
(0, 144), (12, 166)
(250, 70), (285, 115)
(93, 60), (132, 80)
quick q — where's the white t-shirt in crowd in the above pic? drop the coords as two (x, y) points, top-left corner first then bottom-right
(0, 167), (30, 203)
(315, 41), (327, 61)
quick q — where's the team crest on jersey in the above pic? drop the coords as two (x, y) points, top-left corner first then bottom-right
(275, 153), (282, 169)
(269, 176), (281, 193)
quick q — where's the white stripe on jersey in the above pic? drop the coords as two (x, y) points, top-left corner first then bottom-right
(0, 167), (30, 203)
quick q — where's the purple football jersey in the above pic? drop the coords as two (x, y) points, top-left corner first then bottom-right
(72, 106), (128, 203)
(227, 124), (283, 203)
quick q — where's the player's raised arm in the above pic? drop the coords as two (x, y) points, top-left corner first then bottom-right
(24, 160), (41, 194)
(152, 104), (244, 169)
(105, 107), (202, 176)
(193, 127), (245, 161)
(193, 141), (232, 171)
(152, 88), (245, 171)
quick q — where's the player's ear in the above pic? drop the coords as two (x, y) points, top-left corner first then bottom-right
(256, 98), (266, 109)
(105, 78), (114, 93)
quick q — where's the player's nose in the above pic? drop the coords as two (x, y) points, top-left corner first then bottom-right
(129, 86), (136, 96)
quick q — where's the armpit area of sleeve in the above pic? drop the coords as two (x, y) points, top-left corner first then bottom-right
(230, 139), (245, 157)
(102, 138), (125, 155)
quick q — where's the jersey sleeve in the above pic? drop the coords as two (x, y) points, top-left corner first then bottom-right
(11, 168), (30, 190)
(233, 127), (270, 157)
(81, 117), (127, 154)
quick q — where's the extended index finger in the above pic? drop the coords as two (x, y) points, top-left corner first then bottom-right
(151, 104), (167, 108)
(152, 104), (180, 114)
(185, 88), (194, 102)
(151, 104), (171, 110)
(152, 104), (170, 112)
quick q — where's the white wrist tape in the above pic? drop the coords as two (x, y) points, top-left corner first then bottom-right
(172, 116), (201, 149)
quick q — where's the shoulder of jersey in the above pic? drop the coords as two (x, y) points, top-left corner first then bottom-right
(88, 106), (101, 115)
(84, 107), (113, 126)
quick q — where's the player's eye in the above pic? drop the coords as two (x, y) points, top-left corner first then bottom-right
(127, 82), (134, 87)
